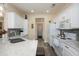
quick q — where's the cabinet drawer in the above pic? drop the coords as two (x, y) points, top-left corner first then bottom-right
(62, 45), (74, 56)
(62, 43), (79, 56)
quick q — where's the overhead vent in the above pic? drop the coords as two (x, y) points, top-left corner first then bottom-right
(52, 4), (56, 6)
(50, 4), (56, 8)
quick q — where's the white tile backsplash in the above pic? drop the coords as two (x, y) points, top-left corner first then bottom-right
(65, 32), (76, 40)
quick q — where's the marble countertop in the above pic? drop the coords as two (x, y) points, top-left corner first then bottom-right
(60, 39), (79, 52)
(0, 37), (38, 56)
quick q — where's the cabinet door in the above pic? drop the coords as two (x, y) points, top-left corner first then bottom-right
(61, 20), (71, 29)
(62, 45), (74, 56)
(58, 9), (71, 29)
(7, 12), (15, 28)
(48, 23), (55, 46)
(22, 20), (28, 35)
(62, 43), (79, 56)
(64, 4), (79, 28)
(14, 14), (23, 28)
(58, 4), (79, 29)
(59, 21), (65, 29)
(55, 18), (61, 29)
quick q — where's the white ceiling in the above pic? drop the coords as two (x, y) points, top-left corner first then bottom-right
(11, 3), (59, 14)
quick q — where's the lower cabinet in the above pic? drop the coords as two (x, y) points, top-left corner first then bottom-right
(53, 41), (79, 56)
(62, 43), (79, 56)
(54, 45), (63, 56)
(62, 44), (74, 56)
(52, 39), (63, 56)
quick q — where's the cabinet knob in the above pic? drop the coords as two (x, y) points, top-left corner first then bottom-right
(65, 46), (69, 48)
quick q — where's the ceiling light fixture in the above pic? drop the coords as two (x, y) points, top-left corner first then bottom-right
(0, 6), (3, 11)
(31, 10), (34, 13)
(46, 10), (49, 13)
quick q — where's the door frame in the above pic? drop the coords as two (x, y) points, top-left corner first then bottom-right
(35, 18), (44, 39)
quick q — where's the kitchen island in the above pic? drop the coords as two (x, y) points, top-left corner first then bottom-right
(0, 38), (38, 56)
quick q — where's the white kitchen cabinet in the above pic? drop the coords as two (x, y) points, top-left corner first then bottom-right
(59, 19), (71, 29)
(69, 4), (79, 28)
(53, 38), (63, 56)
(21, 20), (28, 36)
(48, 23), (55, 46)
(62, 42), (79, 56)
(62, 46), (73, 56)
(62, 43), (74, 56)
(48, 22), (59, 46)
(58, 4), (79, 29)
(64, 4), (79, 29)
(6, 12), (23, 28)
(54, 17), (61, 29)
(14, 14), (23, 28)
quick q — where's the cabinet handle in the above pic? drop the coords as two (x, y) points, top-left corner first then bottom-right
(65, 46), (69, 48)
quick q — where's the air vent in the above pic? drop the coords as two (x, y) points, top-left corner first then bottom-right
(51, 4), (56, 8)
(52, 4), (56, 6)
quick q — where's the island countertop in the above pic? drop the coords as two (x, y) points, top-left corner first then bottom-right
(0, 38), (38, 56)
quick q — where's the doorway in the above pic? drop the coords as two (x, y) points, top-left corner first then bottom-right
(36, 18), (44, 39)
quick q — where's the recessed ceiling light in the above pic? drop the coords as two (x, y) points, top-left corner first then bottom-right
(0, 6), (3, 11)
(31, 10), (34, 13)
(46, 10), (50, 13)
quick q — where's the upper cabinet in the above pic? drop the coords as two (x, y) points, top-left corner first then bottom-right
(6, 12), (24, 28)
(22, 20), (28, 35)
(56, 4), (79, 29)
(68, 4), (79, 28)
